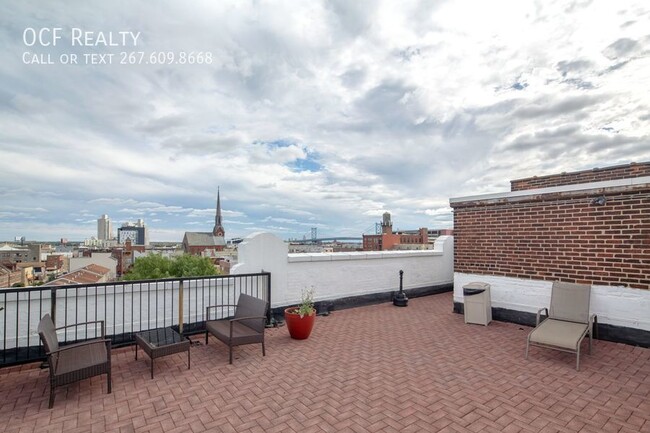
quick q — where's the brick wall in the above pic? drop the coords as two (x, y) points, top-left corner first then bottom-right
(451, 186), (650, 290)
(511, 162), (650, 191)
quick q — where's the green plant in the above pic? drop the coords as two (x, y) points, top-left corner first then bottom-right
(291, 287), (315, 318)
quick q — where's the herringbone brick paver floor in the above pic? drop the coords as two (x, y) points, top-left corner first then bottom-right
(1, 292), (649, 432)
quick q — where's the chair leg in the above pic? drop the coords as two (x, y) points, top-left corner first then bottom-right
(48, 384), (55, 409)
(107, 344), (112, 393)
(576, 347), (581, 371)
(588, 331), (592, 355)
(262, 341), (265, 357)
(229, 345), (233, 364)
(525, 339), (529, 360)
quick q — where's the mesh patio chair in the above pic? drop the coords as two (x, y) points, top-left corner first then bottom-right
(525, 282), (597, 370)
(38, 314), (112, 408)
(205, 293), (268, 364)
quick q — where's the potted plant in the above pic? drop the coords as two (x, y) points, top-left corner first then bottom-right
(284, 287), (316, 340)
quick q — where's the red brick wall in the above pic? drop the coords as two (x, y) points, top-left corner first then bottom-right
(451, 187), (650, 290)
(381, 233), (401, 250)
(363, 235), (381, 251)
(511, 162), (650, 191)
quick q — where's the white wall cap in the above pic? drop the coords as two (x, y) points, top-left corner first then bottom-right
(288, 249), (439, 263)
(450, 175), (650, 204)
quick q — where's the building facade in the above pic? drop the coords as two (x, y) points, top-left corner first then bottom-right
(183, 189), (226, 255)
(44, 264), (111, 286)
(0, 244), (29, 263)
(117, 219), (148, 246)
(450, 161), (650, 346)
(69, 252), (118, 280)
(362, 212), (433, 251)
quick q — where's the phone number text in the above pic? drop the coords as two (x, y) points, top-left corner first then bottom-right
(119, 51), (213, 65)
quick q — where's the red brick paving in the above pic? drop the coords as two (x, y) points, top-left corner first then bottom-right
(1, 292), (649, 432)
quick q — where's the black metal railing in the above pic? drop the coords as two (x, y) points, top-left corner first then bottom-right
(0, 272), (271, 367)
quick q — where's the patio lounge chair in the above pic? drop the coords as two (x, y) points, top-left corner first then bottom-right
(37, 314), (112, 408)
(205, 293), (268, 364)
(525, 282), (597, 371)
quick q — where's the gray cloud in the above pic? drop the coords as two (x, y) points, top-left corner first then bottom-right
(137, 114), (187, 134)
(340, 68), (366, 88)
(603, 38), (639, 60)
(561, 78), (595, 90)
(325, 0), (378, 39)
(506, 127), (646, 157)
(512, 95), (604, 119)
(160, 133), (245, 155)
(350, 80), (434, 134)
(556, 60), (594, 77)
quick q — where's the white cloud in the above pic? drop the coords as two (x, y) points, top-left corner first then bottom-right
(420, 207), (453, 217)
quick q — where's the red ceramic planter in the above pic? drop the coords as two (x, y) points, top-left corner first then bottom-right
(284, 308), (315, 340)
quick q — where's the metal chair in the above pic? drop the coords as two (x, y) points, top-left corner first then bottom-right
(205, 293), (268, 364)
(38, 314), (112, 408)
(525, 282), (597, 370)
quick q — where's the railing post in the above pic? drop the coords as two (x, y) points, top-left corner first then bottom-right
(50, 288), (57, 324)
(266, 271), (272, 326)
(178, 280), (184, 334)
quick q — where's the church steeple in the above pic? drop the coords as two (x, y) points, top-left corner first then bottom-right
(213, 187), (225, 237)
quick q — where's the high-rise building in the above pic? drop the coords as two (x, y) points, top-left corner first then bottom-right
(117, 219), (148, 246)
(97, 215), (112, 241)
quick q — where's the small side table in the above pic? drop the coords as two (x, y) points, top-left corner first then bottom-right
(135, 327), (191, 379)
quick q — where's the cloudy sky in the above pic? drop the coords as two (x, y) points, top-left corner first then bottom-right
(1, 1), (649, 242)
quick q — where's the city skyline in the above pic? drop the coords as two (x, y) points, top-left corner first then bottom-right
(1, 1), (649, 242)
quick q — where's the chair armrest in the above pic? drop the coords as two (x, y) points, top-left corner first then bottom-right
(50, 338), (111, 355)
(230, 315), (266, 322)
(536, 308), (548, 326)
(206, 304), (239, 320)
(56, 320), (105, 337)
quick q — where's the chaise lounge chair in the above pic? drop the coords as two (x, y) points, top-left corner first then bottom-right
(525, 282), (597, 370)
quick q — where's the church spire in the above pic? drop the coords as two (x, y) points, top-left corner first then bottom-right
(213, 187), (225, 237)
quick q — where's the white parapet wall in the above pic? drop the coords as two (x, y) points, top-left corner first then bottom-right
(232, 232), (454, 308)
(454, 273), (650, 331)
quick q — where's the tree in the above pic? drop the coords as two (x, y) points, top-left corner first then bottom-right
(123, 254), (218, 280)
(170, 254), (219, 277)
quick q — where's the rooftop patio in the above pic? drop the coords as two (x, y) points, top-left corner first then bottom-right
(1, 292), (649, 433)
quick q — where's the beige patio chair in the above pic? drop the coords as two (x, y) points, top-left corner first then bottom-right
(205, 293), (268, 364)
(525, 282), (597, 370)
(38, 314), (112, 408)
